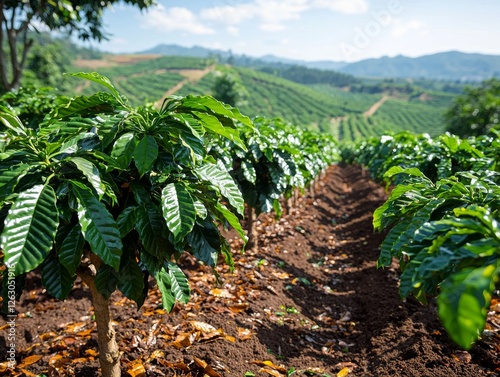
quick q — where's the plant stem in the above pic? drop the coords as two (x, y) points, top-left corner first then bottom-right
(78, 264), (121, 377)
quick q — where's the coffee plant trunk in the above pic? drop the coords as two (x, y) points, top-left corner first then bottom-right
(78, 270), (121, 377)
(245, 206), (258, 250)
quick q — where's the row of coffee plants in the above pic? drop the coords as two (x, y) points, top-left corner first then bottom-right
(211, 116), (339, 248)
(0, 73), (339, 376)
(342, 131), (500, 349)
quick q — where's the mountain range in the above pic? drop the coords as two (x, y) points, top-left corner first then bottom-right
(140, 44), (500, 82)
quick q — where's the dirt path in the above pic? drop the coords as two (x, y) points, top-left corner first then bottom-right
(154, 65), (215, 108)
(363, 95), (389, 117)
(1, 165), (497, 376)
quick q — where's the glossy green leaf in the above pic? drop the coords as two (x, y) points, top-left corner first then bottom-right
(70, 157), (105, 198)
(71, 181), (122, 270)
(116, 206), (137, 237)
(215, 202), (246, 241)
(195, 163), (244, 215)
(134, 135), (158, 177)
(111, 132), (136, 169)
(166, 262), (190, 304)
(0, 109), (26, 136)
(161, 183), (196, 243)
(95, 264), (118, 299)
(135, 206), (173, 258)
(2, 185), (59, 275)
(438, 264), (498, 349)
(58, 223), (84, 275)
(187, 224), (218, 267)
(42, 253), (76, 300)
(66, 72), (122, 101)
(117, 258), (145, 305)
(155, 268), (176, 312)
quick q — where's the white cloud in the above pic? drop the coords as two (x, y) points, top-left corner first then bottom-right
(260, 23), (287, 32)
(227, 26), (240, 36)
(201, 0), (368, 32)
(141, 5), (214, 35)
(312, 0), (369, 14)
(392, 19), (428, 37)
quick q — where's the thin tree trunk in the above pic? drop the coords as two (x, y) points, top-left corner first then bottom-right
(78, 260), (121, 377)
(89, 279), (121, 377)
(245, 205), (258, 250)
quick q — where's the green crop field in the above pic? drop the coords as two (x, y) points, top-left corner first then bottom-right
(70, 55), (457, 140)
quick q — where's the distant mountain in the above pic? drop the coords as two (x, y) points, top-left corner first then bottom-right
(259, 54), (347, 71)
(338, 51), (500, 81)
(141, 44), (231, 59)
(139, 44), (500, 81)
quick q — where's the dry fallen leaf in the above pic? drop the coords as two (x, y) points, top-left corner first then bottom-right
(210, 288), (236, 299)
(16, 355), (43, 368)
(127, 359), (146, 377)
(170, 332), (197, 349)
(190, 321), (218, 333)
(228, 303), (250, 313)
(237, 327), (255, 340)
(337, 367), (350, 377)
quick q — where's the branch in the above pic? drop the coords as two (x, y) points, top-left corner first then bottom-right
(0, 2), (10, 90)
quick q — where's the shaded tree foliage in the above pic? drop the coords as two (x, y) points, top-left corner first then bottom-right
(0, 0), (154, 92)
(445, 78), (500, 137)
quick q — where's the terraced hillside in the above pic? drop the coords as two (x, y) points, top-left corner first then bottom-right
(70, 54), (457, 139)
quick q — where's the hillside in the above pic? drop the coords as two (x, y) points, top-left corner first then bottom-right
(70, 54), (455, 140)
(339, 51), (500, 81)
(139, 44), (500, 82)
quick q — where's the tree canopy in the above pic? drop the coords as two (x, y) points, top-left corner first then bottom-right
(0, 0), (155, 92)
(445, 78), (500, 137)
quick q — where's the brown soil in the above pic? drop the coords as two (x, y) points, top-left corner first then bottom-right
(1, 164), (499, 377)
(363, 96), (389, 117)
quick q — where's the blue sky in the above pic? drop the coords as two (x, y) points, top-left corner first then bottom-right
(88, 0), (500, 62)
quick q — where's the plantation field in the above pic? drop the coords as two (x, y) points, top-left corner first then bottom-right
(69, 54), (455, 138)
(4, 165), (497, 376)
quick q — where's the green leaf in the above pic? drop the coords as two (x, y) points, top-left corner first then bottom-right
(42, 253), (76, 300)
(111, 132), (136, 169)
(378, 216), (412, 267)
(117, 258), (145, 305)
(2, 185), (59, 275)
(116, 206), (137, 237)
(155, 268), (176, 312)
(135, 206), (174, 258)
(195, 163), (244, 215)
(70, 157), (105, 199)
(0, 109), (27, 136)
(215, 202), (246, 241)
(58, 223), (84, 275)
(95, 264), (118, 299)
(0, 163), (30, 202)
(51, 92), (118, 119)
(187, 224), (218, 267)
(161, 183), (196, 243)
(66, 72), (122, 102)
(192, 111), (246, 150)
(71, 181), (122, 270)
(134, 135), (158, 177)
(166, 262), (190, 304)
(384, 166), (431, 181)
(438, 264), (498, 349)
